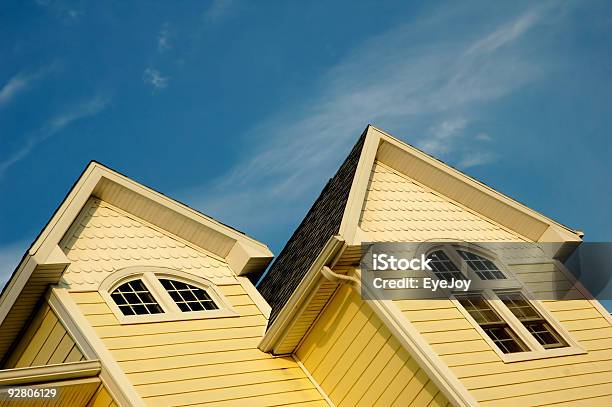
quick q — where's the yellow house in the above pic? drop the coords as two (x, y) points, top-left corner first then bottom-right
(0, 125), (610, 406)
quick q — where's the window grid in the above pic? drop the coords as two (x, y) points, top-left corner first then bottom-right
(498, 292), (567, 349)
(482, 327), (526, 354)
(456, 294), (527, 354)
(160, 279), (219, 312)
(458, 250), (506, 280)
(110, 280), (163, 316)
(427, 250), (465, 281)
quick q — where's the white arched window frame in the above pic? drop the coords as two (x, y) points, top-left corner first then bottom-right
(100, 266), (238, 324)
(419, 242), (521, 291)
(415, 243), (584, 362)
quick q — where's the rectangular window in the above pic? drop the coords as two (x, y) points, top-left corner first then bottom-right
(498, 292), (567, 349)
(456, 294), (527, 353)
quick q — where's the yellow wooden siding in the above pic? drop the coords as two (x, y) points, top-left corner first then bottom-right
(296, 284), (450, 407)
(359, 162), (612, 405)
(59, 198), (236, 291)
(72, 286), (327, 406)
(3, 302), (85, 369)
(359, 161), (524, 242)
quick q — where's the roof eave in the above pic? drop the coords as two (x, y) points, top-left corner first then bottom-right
(258, 235), (345, 354)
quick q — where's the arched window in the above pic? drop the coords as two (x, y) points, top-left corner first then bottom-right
(457, 250), (506, 280)
(425, 245), (508, 284)
(100, 267), (237, 323)
(159, 279), (219, 312)
(110, 279), (163, 316)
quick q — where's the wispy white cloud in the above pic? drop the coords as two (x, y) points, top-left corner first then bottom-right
(180, 2), (566, 236)
(420, 121), (496, 169)
(466, 8), (544, 55)
(143, 68), (169, 90)
(35, 0), (83, 22)
(0, 240), (28, 289)
(418, 118), (468, 155)
(475, 132), (491, 141)
(0, 94), (110, 177)
(0, 73), (32, 107)
(158, 23), (172, 52)
(204, 0), (234, 23)
(66, 9), (82, 21)
(0, 65), (56, 107)
(458, 151), (496, 169)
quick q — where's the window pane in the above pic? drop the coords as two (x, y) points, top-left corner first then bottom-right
(498, 292), (567, 349)
(457, 294), (526, 354)
(458, 250), (506, 280)
(111, 280), (164, 316)
(497, 292), (539, 320)
(483, 327), (525, 354)
(159, 279), (219, 312)
(524, 322), (566, 349)
(427, 250), (465, 281)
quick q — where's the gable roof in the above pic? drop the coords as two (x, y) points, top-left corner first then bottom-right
(258, 124), (585, 407)
(258, 124), (583, 327)
(0, 161), (273, 363)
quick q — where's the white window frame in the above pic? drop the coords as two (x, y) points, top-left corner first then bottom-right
(100, 266), (238, 324)
(419, 243), (585, 363)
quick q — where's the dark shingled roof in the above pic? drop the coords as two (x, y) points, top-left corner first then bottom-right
(257, 129), (367, 326)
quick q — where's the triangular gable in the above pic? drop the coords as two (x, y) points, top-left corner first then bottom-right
(0, 161), (273, 362)
(359, 160), (525, 242)
(340, 125), (582, 246)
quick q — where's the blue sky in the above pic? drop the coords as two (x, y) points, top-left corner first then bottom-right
(1, 1), (611, 306)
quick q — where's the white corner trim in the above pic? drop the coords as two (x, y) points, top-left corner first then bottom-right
(366, 296), (479, 407)
(48, 287), (146, 407)
(339, 126), (381, 245)
(237, 276), (271, 319)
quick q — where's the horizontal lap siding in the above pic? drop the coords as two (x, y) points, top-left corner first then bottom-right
(400, 265), (612, 406)
(3, 302), (85, 368)
(72, 286), (327, 407)
(296, 285), (449, 407)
